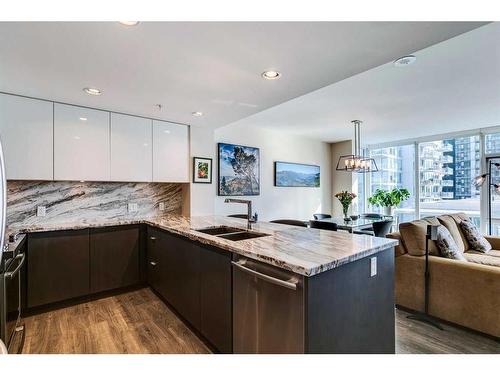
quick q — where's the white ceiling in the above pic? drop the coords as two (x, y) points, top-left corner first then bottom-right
(231, 22), (500, 145)
(0, 21), (487, 128)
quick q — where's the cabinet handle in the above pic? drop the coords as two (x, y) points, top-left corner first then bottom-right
(150, 261), (157, 266)
(150, 236), (157, 241)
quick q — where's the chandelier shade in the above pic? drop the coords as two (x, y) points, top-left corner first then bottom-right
(335, 120), (378, 173)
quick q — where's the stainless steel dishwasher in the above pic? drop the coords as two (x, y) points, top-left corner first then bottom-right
(232, 254), (304, 353)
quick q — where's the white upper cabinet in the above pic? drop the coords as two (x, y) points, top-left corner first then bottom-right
(110, 113), (152, 182)
(54, 103), (110, 181)
(153, 120), (189, 182)
(0, 94), (53, 180)
(0, 94), (189, 183)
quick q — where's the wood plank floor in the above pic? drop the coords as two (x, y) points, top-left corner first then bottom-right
(20, 288), (499, 354)
(21, 288), (210, 354)
(395, 308), (499, 354)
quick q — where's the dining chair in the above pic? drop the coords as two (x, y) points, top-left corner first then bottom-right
(356, 220), (393, 237)
(313, 213), (332, 220)
(309, 220), (338, 231)
(269, 219), (308, 227)
(227, 214), (248, 219)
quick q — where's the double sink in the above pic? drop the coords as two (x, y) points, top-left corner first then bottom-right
(194, 226), (269, 241)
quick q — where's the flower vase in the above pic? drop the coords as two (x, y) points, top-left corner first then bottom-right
(342, 205), (350, 221)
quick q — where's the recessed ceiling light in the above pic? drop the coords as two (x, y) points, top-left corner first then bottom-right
(262, 70), (281, 80)
(119, 21), (140, 26)
(79, 117), (87, 121)
(192, 111), (203, 117)
(83, 87), (102, 96)
(394, 55), (417, 67)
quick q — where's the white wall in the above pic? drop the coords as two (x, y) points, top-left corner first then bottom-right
(214, 122), (332, 221)
(189, 126), (216, 216)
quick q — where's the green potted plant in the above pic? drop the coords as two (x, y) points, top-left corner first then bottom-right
(367, 188), (410, 216)
(335, 191), (357, 221)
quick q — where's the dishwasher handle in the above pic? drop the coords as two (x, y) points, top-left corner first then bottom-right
(4, 253), (25, 279)
(231, 260), (298, 290)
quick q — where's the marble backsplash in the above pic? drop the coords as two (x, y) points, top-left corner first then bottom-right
(6, 180), (183, 230)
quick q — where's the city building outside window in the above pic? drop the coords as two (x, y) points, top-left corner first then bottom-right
(418, 136), (480, 227)
(366, 144), (416, 225)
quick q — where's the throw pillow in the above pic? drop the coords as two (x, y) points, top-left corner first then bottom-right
(435, 225), (467, 261)
(459, 220), (492, 253)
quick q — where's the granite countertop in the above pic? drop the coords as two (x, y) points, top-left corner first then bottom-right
(7, 215), (398, 276)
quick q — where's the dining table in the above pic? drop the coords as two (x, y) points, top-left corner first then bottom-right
(317, 216), (393, 233)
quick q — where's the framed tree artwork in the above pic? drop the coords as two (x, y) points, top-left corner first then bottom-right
(218, 143), (260, 196)
(193, 157), (212, 183)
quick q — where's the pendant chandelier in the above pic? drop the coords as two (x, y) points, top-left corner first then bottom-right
(336, 120), (378, 173)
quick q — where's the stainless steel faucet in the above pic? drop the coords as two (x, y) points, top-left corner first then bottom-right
(224, 198), (258, 230)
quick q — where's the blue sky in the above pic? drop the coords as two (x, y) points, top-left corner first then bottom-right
(276, 162), (319, 175)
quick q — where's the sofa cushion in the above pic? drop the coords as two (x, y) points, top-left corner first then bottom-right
(467, 249), (500, 257)
(449, 213), (474, 250)
(386, 232), (406, 256)
(399, 219), (440, 256)
(437, 215), (467, 253)
(459, 220), (492, 253)
(483, 235), (500, 250)
(435, 225), (467, 261)
(463, 252), (500, 267)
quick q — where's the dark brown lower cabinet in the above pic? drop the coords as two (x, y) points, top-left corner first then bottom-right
(90, 225), (140, 293)
(147, 227), (232, 353)
(147, 227), (168, 299)
(147, 227), (200, 328)
(200, 245), (232, 353)
(27, 226), (142, 309)
(27, 229), (90, 308)
(305, 248), (395, 353)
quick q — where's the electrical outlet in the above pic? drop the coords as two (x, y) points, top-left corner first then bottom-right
(128, 203), (138, 213)
(370, 257), (377, 277)
(37, 206), (46, 217)
(159, 202), (165, 211)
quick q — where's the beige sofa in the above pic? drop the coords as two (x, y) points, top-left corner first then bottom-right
(387, 213), (500, 338)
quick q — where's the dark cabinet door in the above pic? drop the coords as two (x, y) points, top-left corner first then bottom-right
(146, 227), (169, 298)
(27, 229), (90, 308)
(200, 245), (232, 353)
(167, 233), (201, 329)
(90, 225), (140, 293)
(146, 227), (201, 330)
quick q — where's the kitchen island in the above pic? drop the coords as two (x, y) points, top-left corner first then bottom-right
(9, 215), (397, 354)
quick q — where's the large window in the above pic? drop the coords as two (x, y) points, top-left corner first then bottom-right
(359, 131), (500, 232)
(367, 144), (416, 225)
(484, 133), (500, 234)
(418, 136), (480, 226)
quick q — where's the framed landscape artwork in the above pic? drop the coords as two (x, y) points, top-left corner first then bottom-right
(274, 161), (320, 187)
(218, 143), (260, 196)
(193, 157), (212, 183)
